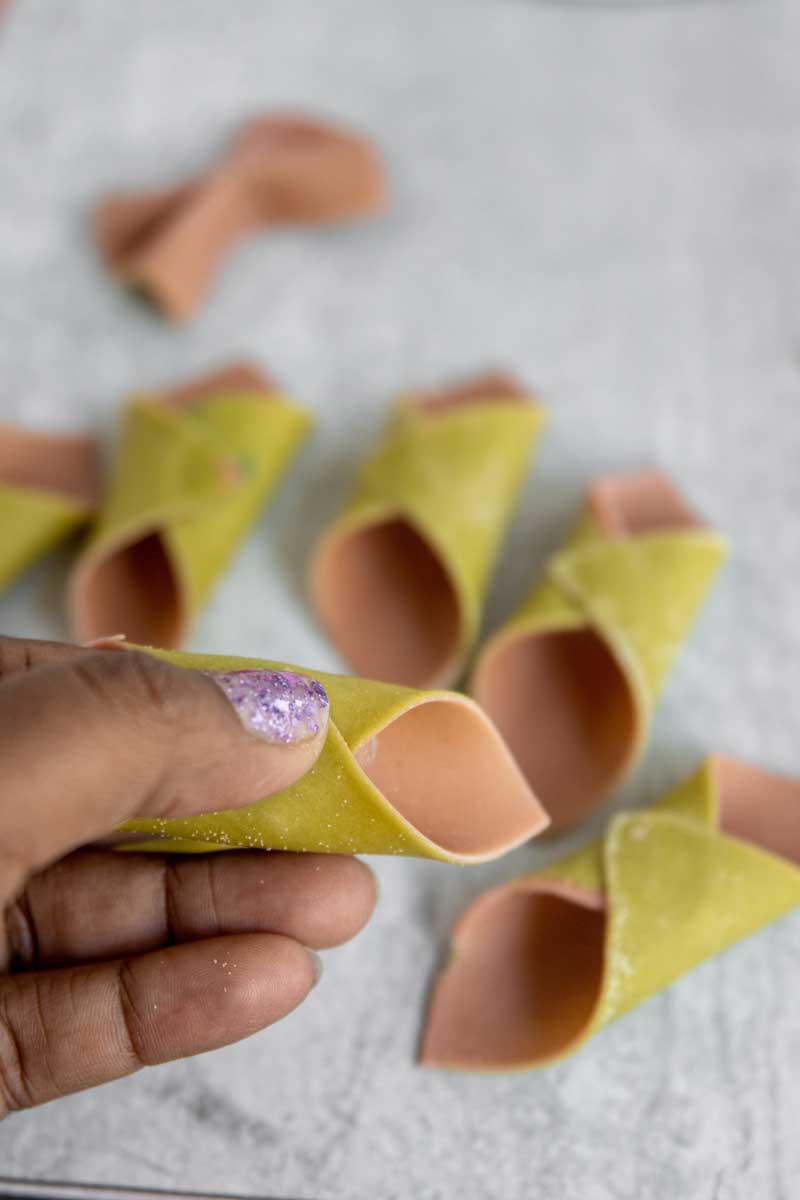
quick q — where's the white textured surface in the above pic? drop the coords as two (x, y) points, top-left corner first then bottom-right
(2, 1), (800, 1197)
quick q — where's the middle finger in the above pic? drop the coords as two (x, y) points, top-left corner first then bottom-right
(4, 849), (376, 970)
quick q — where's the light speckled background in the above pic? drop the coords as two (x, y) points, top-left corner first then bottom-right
(1, 1), (800, 1197)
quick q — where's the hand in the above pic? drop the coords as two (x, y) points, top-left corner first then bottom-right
(0, 637), (376, 1115)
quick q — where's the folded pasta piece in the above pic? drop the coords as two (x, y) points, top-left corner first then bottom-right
(310, 371), (545, 689)
(421, 755), (800, 1071)
(472, 471), (728, 832)
(95, 113), (385, 321)
(0, 422), (100, 591)
(69, 363), (311, 648)
(116, 648), (549, 864)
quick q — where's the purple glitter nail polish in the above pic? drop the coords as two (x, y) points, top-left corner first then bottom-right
(207, 668), (329, 745)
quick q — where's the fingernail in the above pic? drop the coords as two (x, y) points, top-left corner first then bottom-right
(207, 668), (330, 745)
(82, 633), (127, 649)
(308, 950), (324, 988)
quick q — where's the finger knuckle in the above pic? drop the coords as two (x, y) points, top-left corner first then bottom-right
(0, 1020), (24, 1116)
(114, 962), (150, 1072)
(0, 993), (39, 1117)
(3, 893), (38, 972)
(75, 651), (185, 730)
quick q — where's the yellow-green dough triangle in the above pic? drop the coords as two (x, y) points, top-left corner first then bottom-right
(537, 760), (800, 1027)
(312, 388), (544, 687)
(552, 529), (728, 712)
(71, 388), (311, 644)
(0, 485), (90, 591)
(472, 486), (729, 831)
(422, 757), (800, 1071)
(599, 808), (800, 1027)
(349, 403), (543, 645)
(118, 647), (547, 864)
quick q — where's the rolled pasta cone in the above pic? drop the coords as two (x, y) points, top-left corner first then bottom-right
(96, 113), (386, 321)
(309, 371), (545, 689)
(472, 471), (728, 832)
(116, 647), (550, 864)
(0, 422), (100, 591)
(69, 364), (311, 648)
(421, 755), (800, 1071)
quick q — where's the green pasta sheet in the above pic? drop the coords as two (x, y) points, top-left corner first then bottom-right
(118, 647), (549, 864)
(550, 524), (729, 723)
(310, 387), (545, 688)
(343, 402), (543, 639)
(0, 423), (98, 592)
(472, 490), (729, 831)
(69, 386), (312, 646)
(0, 485), (91, 591)
(421, 757), (800, 1071)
